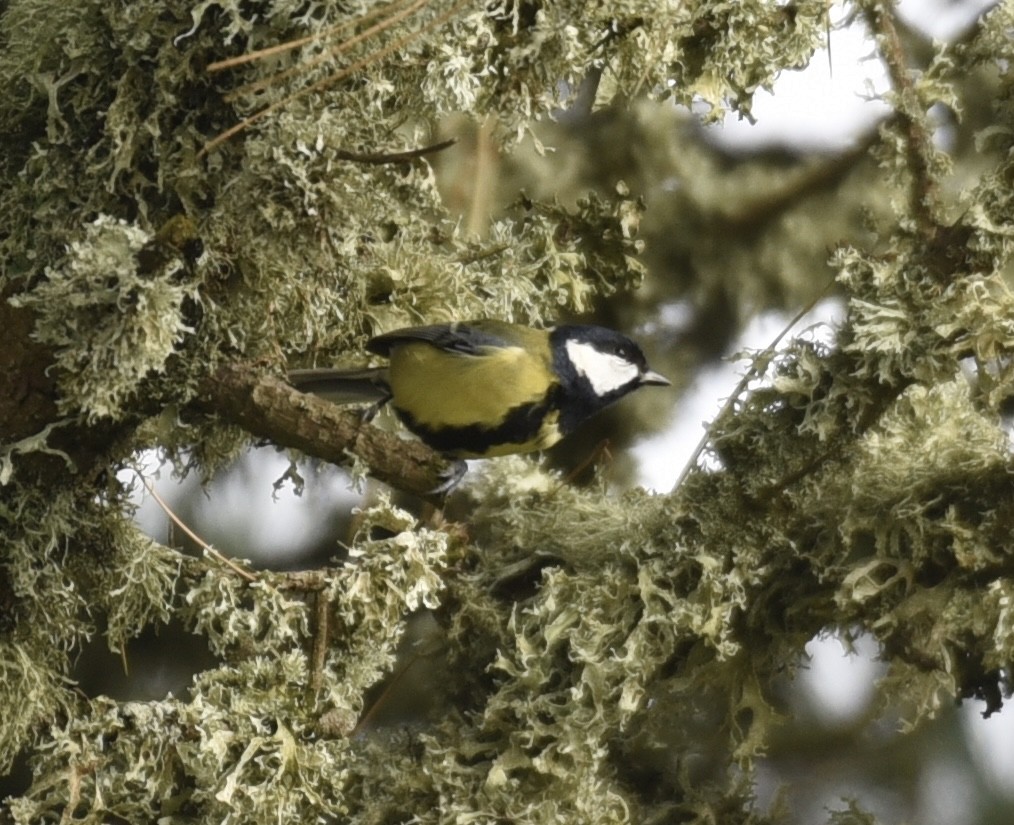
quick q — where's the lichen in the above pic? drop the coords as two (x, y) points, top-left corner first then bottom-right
(5, 0), (1014, 822)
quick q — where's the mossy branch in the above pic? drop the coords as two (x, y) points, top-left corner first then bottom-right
(197, 363), (453, 500)
(860, 0), (945, 236)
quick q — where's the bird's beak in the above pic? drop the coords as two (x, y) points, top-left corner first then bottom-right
(639, 369), (670, 386)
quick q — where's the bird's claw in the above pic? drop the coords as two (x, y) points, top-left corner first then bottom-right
(427, 459), (468, 495)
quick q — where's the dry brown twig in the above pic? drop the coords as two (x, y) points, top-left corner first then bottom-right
(858, 0), (944, 237)
(138, 473), (259, 582)
(202, 0), (467, 154)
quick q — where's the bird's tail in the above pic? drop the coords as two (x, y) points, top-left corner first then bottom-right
(288, 367), (391, 406)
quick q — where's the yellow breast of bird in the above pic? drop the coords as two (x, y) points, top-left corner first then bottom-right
(386, 341), (563, 457)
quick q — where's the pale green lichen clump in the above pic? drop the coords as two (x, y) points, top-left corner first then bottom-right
(11, 216), (195, 421)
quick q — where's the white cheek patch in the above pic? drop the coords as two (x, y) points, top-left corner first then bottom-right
(565, 340), (640, 395)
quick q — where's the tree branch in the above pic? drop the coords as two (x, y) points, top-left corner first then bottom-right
(860, 0), (943, 237)
(0, 292), (141, 488)
(330, 138), (457, 165)
(721, 126), (882, 230)
(197, 363), (453, 500)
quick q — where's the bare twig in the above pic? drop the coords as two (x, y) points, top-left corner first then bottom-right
(222, 0), (431, 101)
(350, 651), (424, 736)
(331, 137), (457, 165)
(551, 439), (612, 496)
(310, 589), (331, 696)
(202, 0), (466, 154)
(207, 0), (421, 73)
(672, 279), (837, 493)
(454, 242), (511, 266)
(139, 474), (259, 582)
(859, 0), (943, 236)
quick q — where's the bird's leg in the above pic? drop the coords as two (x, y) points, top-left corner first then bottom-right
(361, 390), (393, 423)
(427, 459), (468, 495)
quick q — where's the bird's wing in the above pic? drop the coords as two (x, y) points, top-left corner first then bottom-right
(288, 366), (391, 405)
(367, 321), (517, 357)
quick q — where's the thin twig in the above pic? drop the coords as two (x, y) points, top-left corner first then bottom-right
(351, 652), (423, 737)
(454, 242), (511, 265)
(202, 0), (465, 154)
(672, 278), (837, 493)
(332, 137), (456, 165)
(224, 0), (431, 101)
(138, 474), (258, 582)
(550, 439), (612, 497)
(310, 589), (331, 696)
(207, 0), (419, 73)
(859, 0), (942, 237)
(825, 0), (833, 77)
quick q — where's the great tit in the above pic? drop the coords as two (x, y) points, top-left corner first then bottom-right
(290, 319), (669, 463)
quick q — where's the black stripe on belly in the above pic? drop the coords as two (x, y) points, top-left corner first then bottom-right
(395, 398), (555, 458)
